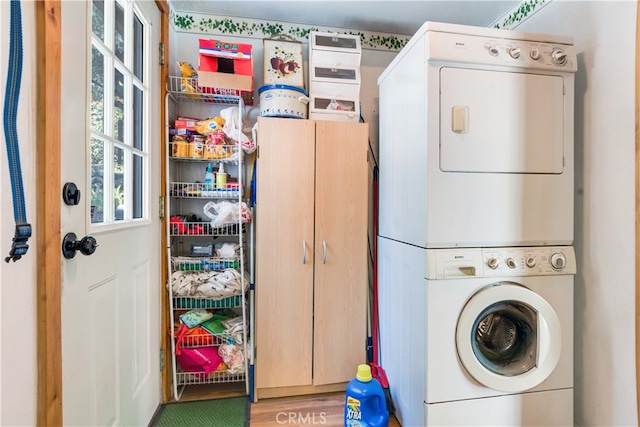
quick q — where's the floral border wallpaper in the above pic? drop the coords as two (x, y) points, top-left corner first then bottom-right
(172, 12), (410, 51)
(493, 0), (549, 29)
(170, 0), (550, 51)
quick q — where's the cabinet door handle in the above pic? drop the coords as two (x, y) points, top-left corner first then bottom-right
(322, 240), (327, 264)
(302, 240), (306, 264)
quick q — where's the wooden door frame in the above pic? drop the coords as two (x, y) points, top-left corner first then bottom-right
(636, 0), (640, 422)
(637, 0), (640, 422)
(35, 1), (169, 425)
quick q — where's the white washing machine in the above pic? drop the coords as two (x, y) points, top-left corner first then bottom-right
(378, 237), (575, 426)
(377, 22), (577, 248)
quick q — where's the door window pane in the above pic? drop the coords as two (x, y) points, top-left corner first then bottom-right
(92, 0), (105, 42)
(91, 46), (105, 133)
(114, 1), (125, 62)
(114, 69), (125, 142)
(91, 137), (106, 224)
(114, 146), (125, 221)
(133, 14), (144, 81)
(132, 154), (143, 219)
(133, 84), (143, 150)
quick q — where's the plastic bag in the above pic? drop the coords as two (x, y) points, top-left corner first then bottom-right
(220, 107), (256, 154)
(203, 201), (252, 228)
(176, 346), (226, 378)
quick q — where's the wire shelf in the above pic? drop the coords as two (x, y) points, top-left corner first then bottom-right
(171, 256), (241, 272)
(169, 141), (240, 162)
(169, 220), (244, 237)
(173, 295), (243, 310)
(170, 182), (241, 200)
(175, 331), (235, 348)
(167, 76), (253, 105)
(176, 369), (246, 386)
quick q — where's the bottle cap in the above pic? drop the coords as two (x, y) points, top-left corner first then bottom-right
(356, 364), (372, 382)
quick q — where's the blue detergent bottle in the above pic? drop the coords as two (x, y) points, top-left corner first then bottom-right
(344, 364), (390, 427)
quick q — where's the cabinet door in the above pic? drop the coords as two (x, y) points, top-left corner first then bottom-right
(255, 117), (315, 388)
(313, 121), (369, 385)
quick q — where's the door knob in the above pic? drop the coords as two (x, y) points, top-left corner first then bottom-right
(62, 182), (81, 206)
(62, 232), (98, 259)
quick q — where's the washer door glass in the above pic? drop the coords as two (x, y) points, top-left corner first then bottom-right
(473, 301), (537, 376)
(456, 282), (561, 393)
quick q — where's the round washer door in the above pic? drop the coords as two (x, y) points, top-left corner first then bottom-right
(456, 282), (561, 393)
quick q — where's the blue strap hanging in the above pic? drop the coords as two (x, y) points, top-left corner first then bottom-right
(3, 0), (31, 263)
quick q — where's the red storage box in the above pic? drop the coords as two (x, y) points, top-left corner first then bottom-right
(198, 39), (254, 105)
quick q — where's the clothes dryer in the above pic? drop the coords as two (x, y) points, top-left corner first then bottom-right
(378, 237), (575, 426)
(377, 22), (577, 248)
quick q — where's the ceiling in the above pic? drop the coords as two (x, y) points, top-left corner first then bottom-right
(168, 1), (521, 36)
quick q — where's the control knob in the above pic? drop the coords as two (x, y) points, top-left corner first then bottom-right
(488, 46), (499, 56)
(530, 48), (541, 60)
(525, 257), (537, 268)
(487, 258), (499, 269)
(551, 48), (568, 65)
(506, 258), (517, 269)
(550, 252), (567, 271)
(508, 47), (521, 59)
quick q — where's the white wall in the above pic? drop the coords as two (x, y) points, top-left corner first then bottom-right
(517, 1), (637, 425)
(0, 1), (38, 426)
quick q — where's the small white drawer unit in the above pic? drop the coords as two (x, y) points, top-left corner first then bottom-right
(309, 32), (362, 66)
(309, 94), (360, 122)
(309, 63), (361, 98)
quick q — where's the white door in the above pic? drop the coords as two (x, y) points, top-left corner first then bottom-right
(60, 1), (161, 425)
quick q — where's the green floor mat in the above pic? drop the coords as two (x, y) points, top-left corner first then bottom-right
(153, 396), (249, 427)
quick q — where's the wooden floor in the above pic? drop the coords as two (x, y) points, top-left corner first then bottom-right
(250, 392), (401, 427)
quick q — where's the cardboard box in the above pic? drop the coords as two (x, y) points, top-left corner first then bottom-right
(198, 39), (254, 103)
(174, 117), (199, 131)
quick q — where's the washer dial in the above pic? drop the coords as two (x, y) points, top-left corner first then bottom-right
(509, 47), (521, 59)
(530, 48), (541, 60)
(550, 252), (567, 271)
(525, 257), (537, 268)
(506, 258), (517, 269)
(487, 258), (499, 269)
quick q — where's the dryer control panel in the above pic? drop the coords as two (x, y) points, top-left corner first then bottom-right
(427, 31), (577, 72)
(425, 246), (576, 279)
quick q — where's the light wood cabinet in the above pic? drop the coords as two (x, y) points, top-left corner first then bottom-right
(255, 117), (369, 397)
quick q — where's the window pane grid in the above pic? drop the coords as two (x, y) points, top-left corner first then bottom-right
(89, 0), (150, 228)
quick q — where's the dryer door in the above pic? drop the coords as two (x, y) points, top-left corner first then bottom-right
(455, 281), (561, 392)
(440, 67), (565, 174)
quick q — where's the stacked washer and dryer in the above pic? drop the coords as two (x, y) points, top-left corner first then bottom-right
(377, 22), (577, 426)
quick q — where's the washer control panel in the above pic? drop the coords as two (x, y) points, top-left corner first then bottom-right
(482, 246), (576, 276)
(425, 246), (576, 279)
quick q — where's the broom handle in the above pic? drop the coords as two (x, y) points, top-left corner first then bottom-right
(372, 166), (379, 365)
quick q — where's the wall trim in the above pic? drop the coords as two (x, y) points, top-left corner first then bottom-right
(170, 11), (410, 51)
(491, 0), (551, 29)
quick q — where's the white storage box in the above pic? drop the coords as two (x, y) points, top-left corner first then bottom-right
(309, 80), (360, 99)
(310, 63), (360, 99)
(309, 95), (360, 122)
(310, 32), (361, 66)
(310, 64), (360, 85)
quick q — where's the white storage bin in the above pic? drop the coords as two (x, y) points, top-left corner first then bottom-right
(309, 95), (360, 122)
(310, 64), (361, 85)
(309, 79), (360, 99)
(310, 32), (361, 66)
